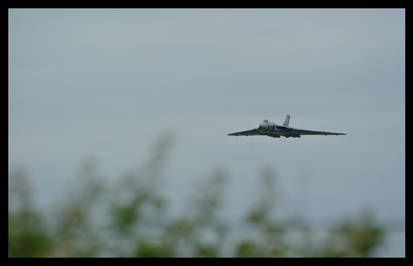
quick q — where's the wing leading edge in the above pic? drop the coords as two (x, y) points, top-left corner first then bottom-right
(228, 128), (345, 137)
(228, 128), (262, 136)
(288, 128), (346, 136)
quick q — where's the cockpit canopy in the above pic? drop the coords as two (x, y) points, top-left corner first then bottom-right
(259, 119), (276, 129)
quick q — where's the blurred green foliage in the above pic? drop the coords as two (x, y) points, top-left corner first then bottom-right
(8, 134), (385, 257)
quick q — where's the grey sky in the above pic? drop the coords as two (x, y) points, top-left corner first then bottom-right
(9, 9), (405, 256)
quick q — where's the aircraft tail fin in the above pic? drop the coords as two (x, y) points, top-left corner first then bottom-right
(282, 114), (291, 127)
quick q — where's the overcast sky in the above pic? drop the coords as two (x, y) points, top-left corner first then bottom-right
(9, 9), (405, 256)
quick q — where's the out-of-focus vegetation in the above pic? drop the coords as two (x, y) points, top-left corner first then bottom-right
(9, 133), (385, 257)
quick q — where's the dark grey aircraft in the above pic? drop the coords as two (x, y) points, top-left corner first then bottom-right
(228, 115), (346, 138)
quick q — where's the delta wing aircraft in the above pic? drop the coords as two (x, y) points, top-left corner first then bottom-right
(228, 115), (346, 138)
